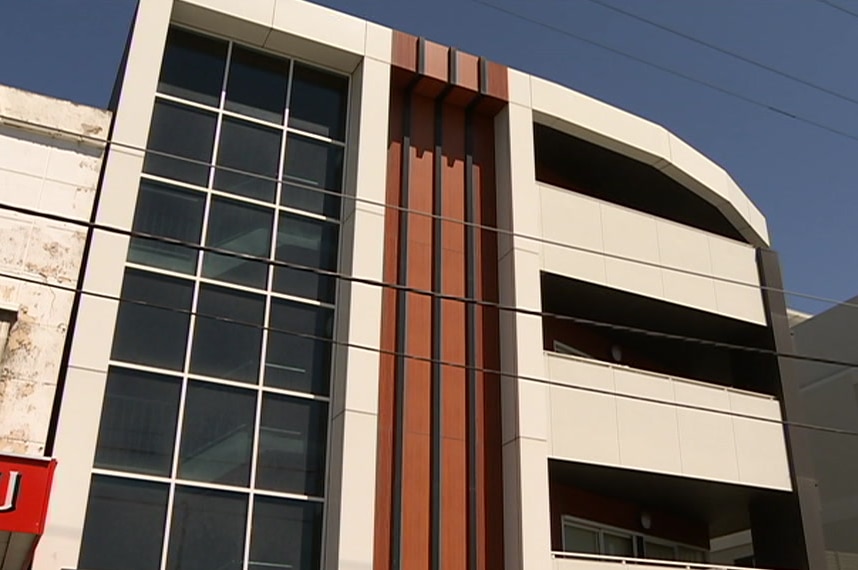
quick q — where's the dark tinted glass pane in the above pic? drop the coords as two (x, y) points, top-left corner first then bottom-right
(225, 46), (289, 123)
(281, 183), (340, 219)
(273, 213), (338, 302)
(167, 487), (246, 570)
(214, 117), (280, 202)
(144, 101), (216, 186)
(94, 368), (181, 476)
(256, 394), (327, 495)
(159, 28), (227, 106)
(265, 299), (333, 395)
(178, 382), (255, 486)
(190, 285), (264, 383)
(249, 497), (322, 570)
(282, 134), (343, 191)
(202, 197), (273, 288)
(128, 180), (205, 274)
(79, 476), (168, 570)
(288, 63), (348, 140)
(111, 269), (193, 370)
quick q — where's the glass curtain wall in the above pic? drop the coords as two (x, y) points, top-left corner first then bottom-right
(78, 27), (349, 570)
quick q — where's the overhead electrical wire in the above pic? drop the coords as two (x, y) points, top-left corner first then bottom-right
(2, 265), (857, 441)
(467, 0), (858, 144)
(817, 0), (858, 19)
(582, 0), (858, 108)
(1, 112), (854, 312)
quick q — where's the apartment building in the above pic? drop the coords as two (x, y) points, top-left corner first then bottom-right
(0, 1), (827, 570)
(0, 85), (110, 569)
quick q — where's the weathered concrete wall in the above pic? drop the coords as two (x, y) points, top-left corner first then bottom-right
(0, 85), (110, 455)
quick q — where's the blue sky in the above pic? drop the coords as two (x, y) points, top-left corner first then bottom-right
(1, 0), (856, 314)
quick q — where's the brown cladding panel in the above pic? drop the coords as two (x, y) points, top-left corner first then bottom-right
(392, 30), (419, 72)
(374, 85), (406, 570)
(422, 39), (450, 83)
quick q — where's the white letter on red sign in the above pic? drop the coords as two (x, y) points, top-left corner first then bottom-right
(0, 471), (21, 512)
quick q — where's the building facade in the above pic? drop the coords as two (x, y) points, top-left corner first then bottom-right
(0, 85), (110, 568)
(0, 1), (826, 570)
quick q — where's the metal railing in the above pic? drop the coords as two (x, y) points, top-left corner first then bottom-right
(552, 551), (753, 570)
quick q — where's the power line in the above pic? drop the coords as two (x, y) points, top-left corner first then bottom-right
(2, 111), (854, 312)
(467, 0), (858, 145)
(817, 0), (858, 19)
(2, 265), (857, 441)
(583, 0), (858, 108)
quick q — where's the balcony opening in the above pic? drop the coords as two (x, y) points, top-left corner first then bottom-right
(541, 272), (778, 395)
(533, 123), (747, 242)
(549, 460), (801, 569)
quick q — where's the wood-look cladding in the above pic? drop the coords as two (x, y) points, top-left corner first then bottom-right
(375, 31), (508, 570)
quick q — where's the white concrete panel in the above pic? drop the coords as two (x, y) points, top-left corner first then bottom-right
(509, 247), (543, 312)
(346, 209), (385, 281)
(327, 410), (378, 570)
(39, 179), (96, 223)
(0, 129), (51, 177)
(0, 84), (111, 142)
(747, 203), (770, 246)
(733, 416), (792, 490)
(600, 202), (660, 264)
(714, 280), (766, 325)
(677, 408), (740, 482)
(502, 438), (523, 570)
(661, 270), (718, 314)
(44, 145), (102, 188)
(497, 103), (539, 257)
(65, 294), (120, 374)
(80, 230), (131, 298)
(530, 77), (671, 167)
(33, 366), (107, 570)
(728, 391), (782, 421)
(519, 379), (550, 441)
(94, 147), (145, 230)
(110, 0), (172, 148)
(708, 235), (759, 285)
(339, 346), (381, 417)
(616, 398), (682, 474)
(0, 169), (42, 211)
(508, 68), (532, 108)
(540, 184), (603, 253)
(613, 367), (674, 404)
(672, 379), (732, 413)
(604, 257), (664, 300)
(517, 437), (554, 570)
(545, 354), (614, 391)
(542, 246), (607, 287)
(663, 133), (730, 207)
(549, 385), (620, 465)
(267, 0), (365, 71)
(364, 21), (392, 63)
(173, 0), (275, 46)
(656, 220), (713, 275)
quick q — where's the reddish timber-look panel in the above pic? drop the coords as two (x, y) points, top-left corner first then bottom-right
(376, 29), (509, 570)
(441, 102), (468, 570)
(374, 86), (405, 570)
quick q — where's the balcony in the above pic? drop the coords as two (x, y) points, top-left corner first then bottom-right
(545, 350), (790, 490)
(552, 552), (755, 570)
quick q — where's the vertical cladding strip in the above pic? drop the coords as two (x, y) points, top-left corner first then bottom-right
(473, 110), (505, 570)
(465, 102), (480, 570)
(431, 92), (445, 570)
(756, 249), (827, 570)
(376, 86), (405, 570)
(440, 99), (468, 570)
(402, 92), (436, 570)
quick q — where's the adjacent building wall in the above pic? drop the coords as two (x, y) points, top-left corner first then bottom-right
(0, 85), (110, 456)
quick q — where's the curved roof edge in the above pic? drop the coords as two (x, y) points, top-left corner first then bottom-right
(510, 69), (769, 247)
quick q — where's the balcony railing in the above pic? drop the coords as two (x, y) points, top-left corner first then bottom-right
(546, 350), (777, 406)
(552, 551), (753, 570)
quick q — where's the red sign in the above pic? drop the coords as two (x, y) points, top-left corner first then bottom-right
(0, 454), (56, 535)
